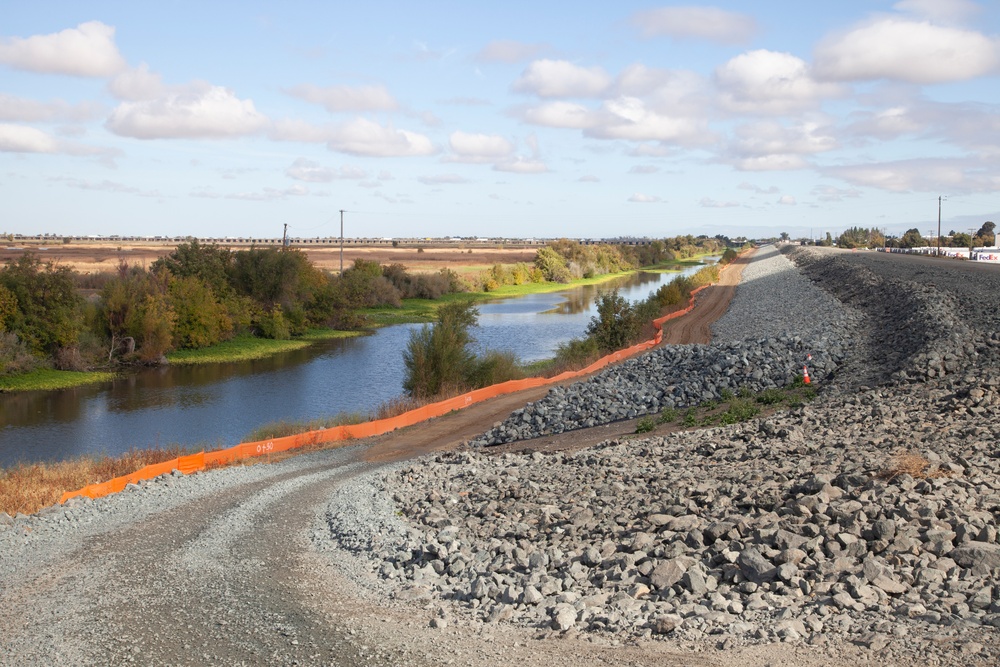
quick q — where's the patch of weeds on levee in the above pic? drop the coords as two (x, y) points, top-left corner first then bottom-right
(632, 382), (818, 436)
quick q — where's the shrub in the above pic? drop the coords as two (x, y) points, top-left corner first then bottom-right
(755, 388), (786, 405)
(719, 399), (760, 425)
(0, 332), (39, 376)
(402, 301), (478, 399)
(657, 407), (677, 424)
(635, 416), (656, 434)
(468, 349), (523, 388)
(550, 336), (601, 371)
(586, 290), (642, 353)
(258, 306), (292, 340)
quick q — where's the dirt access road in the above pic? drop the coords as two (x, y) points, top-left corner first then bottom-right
(6, 251), (847, 667)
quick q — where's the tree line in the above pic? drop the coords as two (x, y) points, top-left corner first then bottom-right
(819, 222), (996, 250)
(0, 241), (464, 376)
(1, 236), (728, 379)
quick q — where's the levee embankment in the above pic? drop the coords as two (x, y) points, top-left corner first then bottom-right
(319, 246), (1000, 666)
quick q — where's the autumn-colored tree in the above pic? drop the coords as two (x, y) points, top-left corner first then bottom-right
(0, 253), (83, 357)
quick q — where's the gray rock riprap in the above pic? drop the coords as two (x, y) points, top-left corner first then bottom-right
(471, 246), (858, 447)
(318, 246), (1000, 666)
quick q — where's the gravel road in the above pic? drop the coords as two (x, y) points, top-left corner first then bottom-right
(3, 245), (999, 666)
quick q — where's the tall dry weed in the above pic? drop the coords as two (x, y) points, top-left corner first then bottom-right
(877, 451), (951, 482)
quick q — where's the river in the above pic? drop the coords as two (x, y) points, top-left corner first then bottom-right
(0, 264), (709, 465)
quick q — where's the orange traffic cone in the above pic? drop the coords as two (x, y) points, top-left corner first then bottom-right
(803, 365), (811, 385)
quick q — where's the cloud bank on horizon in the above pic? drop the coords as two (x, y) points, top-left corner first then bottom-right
(1, 1), (998, 240)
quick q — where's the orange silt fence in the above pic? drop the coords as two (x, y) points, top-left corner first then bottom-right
(59, 259), (738, 505)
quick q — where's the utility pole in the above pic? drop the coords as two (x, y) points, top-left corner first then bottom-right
(282, 223), (288, 248)
(937, 195), (945, 256)
(339, 210), (345, 275)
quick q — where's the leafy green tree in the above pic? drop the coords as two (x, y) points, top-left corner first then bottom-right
(169, 275), (232, 349)
(837, 227), (871, 248)
(152, 240), (233, 296)
(974, 221), (996, 247)
(338, 258), (400, 307)
(899, 228), (927, 248)
(951, 232), (973, 249)
(534, 246), (572, 283)
(403, 301), (479, 398)
(130, 288), (176, 361)
(0, 283), (15, 332)
(0, 253), (83, 356)
(586, 290), (641, 353)
(99, 263), (176, 361)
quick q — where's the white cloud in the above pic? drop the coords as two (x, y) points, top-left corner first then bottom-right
(628, 192), (662, 203)
(823, 157), (1000, 193)
(0, 21), (126, 77)
(475, 40), (547, 63)
(327, 118), (436, 157)
(0, 122), (119, 160)
(814, 19), (1000, 84)
(108, 63), (166, 101)
(494, 157), (547, 173)
(194, 185), (310, 201)
(512, 60), (611, 98)
(731, 120), (838, 158)
(0, 94), (104, 122)
(894, 0), (981, 23)
(629, 165), (659, 174)
(106, 84), (269, 139)
(447, 131), (513, 163)
(522, 101), (597, 129)
(270, 119), (337, 143)
(734, 154), (810, 171)
(629, 144), (675, 158)
(716, 50), (843, 115)
(285, 83), (398, 112)
(631, 6), (757, 44)
(812, 185), (863, 201)
(0, 123), (58, 152)
(53, 176), (161, 197)
(777, 195), (797, 205)
(281, 161), (367, 181)
(585, 97), (712, 144)
(738, 182), (780, 195)
(846, 105), (926, 140)
(418, 173), (468, 185)
(700, 198), (741, 208)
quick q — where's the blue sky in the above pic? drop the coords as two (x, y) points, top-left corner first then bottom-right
(2, 0), (998, 241)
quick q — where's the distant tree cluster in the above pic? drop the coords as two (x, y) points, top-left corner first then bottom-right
(878, 221), (994, 249)
(0, 241), (462, 376)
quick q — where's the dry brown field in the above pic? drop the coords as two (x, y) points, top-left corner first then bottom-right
(0, 241), (540, 278)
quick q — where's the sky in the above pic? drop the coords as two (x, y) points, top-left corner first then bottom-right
(1, 1), (999, 241)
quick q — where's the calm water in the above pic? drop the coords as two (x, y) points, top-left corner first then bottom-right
(0, 264), (709, 465)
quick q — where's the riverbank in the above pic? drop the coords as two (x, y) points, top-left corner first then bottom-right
(366, 257), (711, 326)
(0, 256), (732, 514)
(0, 257), (711, 394)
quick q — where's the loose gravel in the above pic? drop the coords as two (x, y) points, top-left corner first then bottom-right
(5, 245), (1000, 666)
(470, 247), (861, 446)
(313, 246), (1000, 667)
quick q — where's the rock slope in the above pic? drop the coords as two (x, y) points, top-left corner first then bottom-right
(320, 246), (1000, 666)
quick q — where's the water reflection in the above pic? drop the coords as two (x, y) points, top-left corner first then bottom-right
(0, 264), (709, 465)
